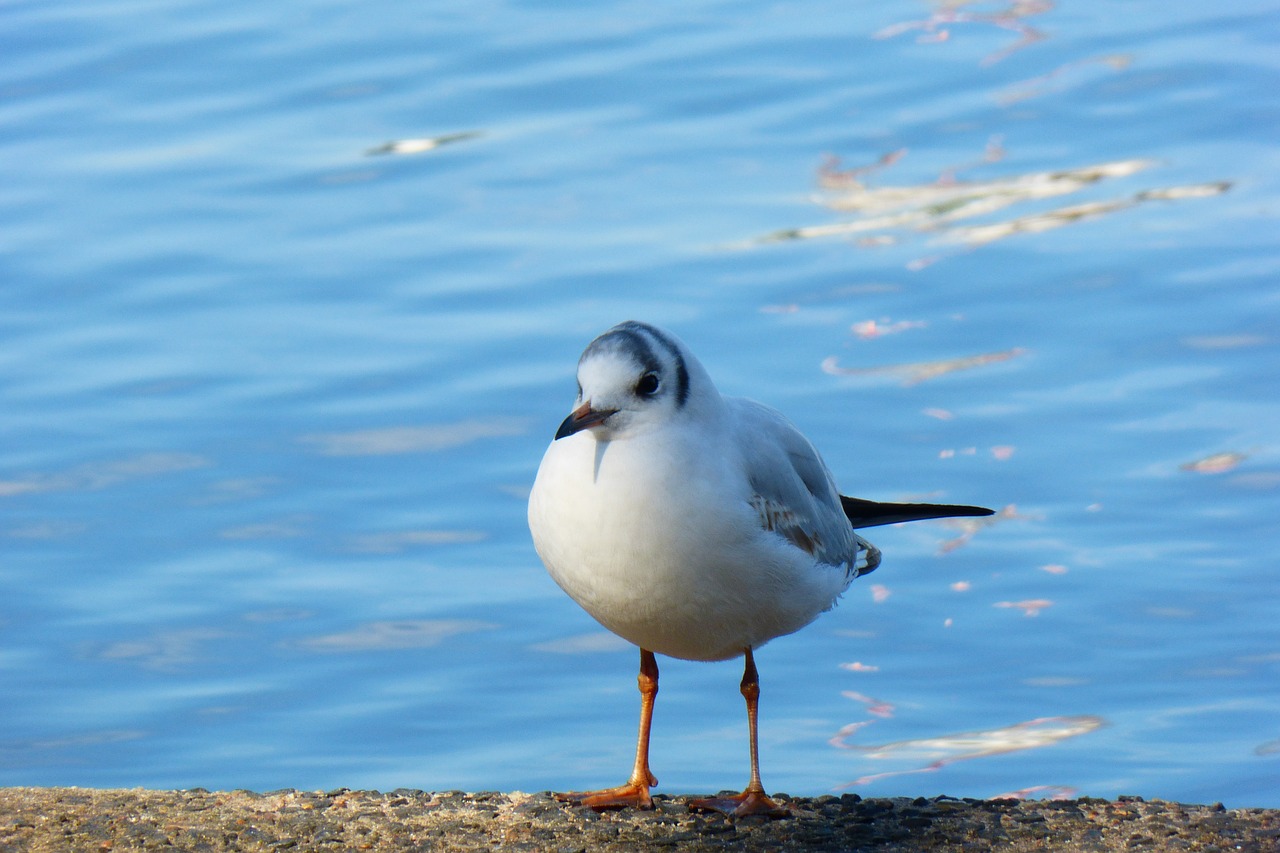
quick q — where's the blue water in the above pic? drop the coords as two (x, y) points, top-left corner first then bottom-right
(3, 0), (1278, 807)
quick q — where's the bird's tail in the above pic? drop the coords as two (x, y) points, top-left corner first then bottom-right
(852, 535), (882, 578)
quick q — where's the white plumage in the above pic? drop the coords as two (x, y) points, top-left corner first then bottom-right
(528, 321), (991, 817)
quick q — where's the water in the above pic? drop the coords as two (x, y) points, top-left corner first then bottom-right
(3, 0), (1278, 807)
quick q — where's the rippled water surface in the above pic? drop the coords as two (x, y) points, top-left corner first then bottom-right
(3, 0), (1278, 806)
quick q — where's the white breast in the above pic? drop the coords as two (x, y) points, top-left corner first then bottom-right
(528, 422), (850, 662)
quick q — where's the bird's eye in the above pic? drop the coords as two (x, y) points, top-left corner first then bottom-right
(636, 373), (660, 396)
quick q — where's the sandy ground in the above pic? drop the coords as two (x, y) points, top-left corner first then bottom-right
(1, 787), (1276, 852)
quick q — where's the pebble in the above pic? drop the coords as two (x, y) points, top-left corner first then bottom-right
(0, 787), (1274, 852)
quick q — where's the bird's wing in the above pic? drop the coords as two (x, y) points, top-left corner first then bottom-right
(727, 398), (875, 576)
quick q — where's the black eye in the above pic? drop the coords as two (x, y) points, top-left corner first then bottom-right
(636, 373), (660, 396)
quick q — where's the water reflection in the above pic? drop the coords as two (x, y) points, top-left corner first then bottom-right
(6, 520), (88, 539)
(751, 157), (1228, 262)
(364, 131), (481, 157)
(832, 715), (1106, 789)
(91, 629), (230, 671)
(532, 632), (632, 655)
(875, 0), (1054, 67)
(220, 518), (310, 540)
(191, 478), (284, 506)
(0, 731), (146, 767)
(997, 54), (1133, 105)
(943, 180), (1230, 248)
(0, 453), (208, 497)
(1179, 452), (1248, 474)
(995, 784), (1078, 801)
(300, 419), (527, 456)
(937, 505), (1020, 554)
(851, 319), (927, 340)
(295, 620), (496, 653)
(820, 348), (1026, 385)
(345, 530), (488, 554)
(992, 598), (1053, 617)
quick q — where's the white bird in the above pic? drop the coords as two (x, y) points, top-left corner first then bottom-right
(528, 321), (993, 817)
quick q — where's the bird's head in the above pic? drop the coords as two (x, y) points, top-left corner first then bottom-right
(554, 321), (707, 442)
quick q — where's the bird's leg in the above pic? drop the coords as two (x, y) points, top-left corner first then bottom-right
(556, 648), (659, 811)
(688, 648), (791, 818)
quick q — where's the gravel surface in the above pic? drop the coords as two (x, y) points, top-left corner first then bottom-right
(1, 787), (1276, 852)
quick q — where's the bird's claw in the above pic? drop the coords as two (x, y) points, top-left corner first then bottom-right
(688, 789), (792, 818)
(555, 781), (655, 812)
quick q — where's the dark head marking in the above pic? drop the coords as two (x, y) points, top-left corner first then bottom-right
(583, 321), (691, 406)
(615, 321), (690, 406)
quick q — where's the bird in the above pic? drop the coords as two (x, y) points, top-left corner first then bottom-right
(527, 321), (994, 818)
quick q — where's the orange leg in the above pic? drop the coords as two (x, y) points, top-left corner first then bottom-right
(556, 648), (660, 811)
(689, 648), (790, 818)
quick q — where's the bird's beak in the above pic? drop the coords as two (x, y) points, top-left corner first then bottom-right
(555, 400), (617, 440)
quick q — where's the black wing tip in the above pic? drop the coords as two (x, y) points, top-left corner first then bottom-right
(946, 504), (996, 518)
(839, 496), (997, 528)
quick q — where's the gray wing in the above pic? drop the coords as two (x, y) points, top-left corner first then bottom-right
(728, 397), (880, 578)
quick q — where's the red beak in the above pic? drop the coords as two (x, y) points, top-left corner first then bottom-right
(555, 401), (617, 439)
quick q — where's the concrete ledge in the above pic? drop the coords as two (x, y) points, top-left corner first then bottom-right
(1, 787), (1276, 851)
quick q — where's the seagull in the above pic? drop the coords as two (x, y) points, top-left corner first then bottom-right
(528, 321), (993, 818)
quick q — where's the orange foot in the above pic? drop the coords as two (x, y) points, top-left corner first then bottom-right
(555, 780), (655, 812)
(688, 789), (791, 819)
